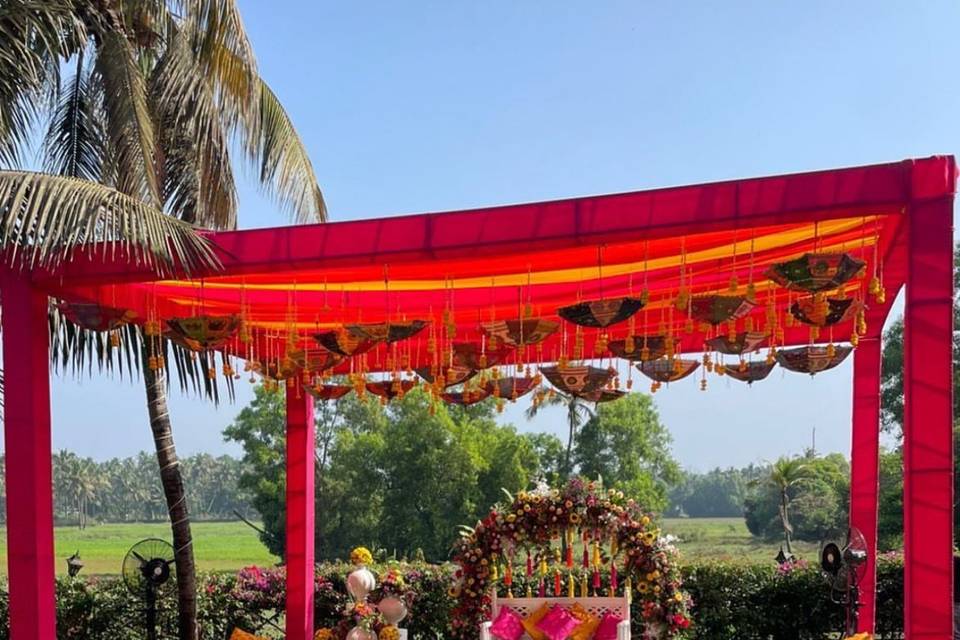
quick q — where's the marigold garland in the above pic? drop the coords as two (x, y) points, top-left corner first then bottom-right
(350, 546), (374, 566)
(449, 478), (692, 639)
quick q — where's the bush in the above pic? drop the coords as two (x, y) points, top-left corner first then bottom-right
(0, 559), (905, 639)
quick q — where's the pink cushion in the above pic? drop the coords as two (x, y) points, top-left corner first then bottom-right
(489, 607), (525, 640)
(535, 605), (580, 640)
(594, 612), (623, 640)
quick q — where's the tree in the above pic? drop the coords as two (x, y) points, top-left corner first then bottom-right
(668, 467), (746, 518)
(573, 393), (681, 512)
(1, 3), (325, 637)
(749, 457), (813, 554)
(521, 432), (566, 485)
(525, 391), (594, 478)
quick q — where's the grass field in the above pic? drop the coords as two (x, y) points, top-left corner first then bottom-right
(0, 518), (811, 576)
(0, 521), (278, 576)
(663, 516), (821, 564)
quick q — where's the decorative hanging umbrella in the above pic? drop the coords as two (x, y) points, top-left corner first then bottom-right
(637, 359), (700, 383)
(484, 376), (539, 400)
(165, 315), (240, 351)
(57, 301), (135, 332)
(765, 252), (866, 292)
(540, 365), (615, 396)
(415, 366), (477, 387)
(345, 320), (429, 343)
(789, 297), (859, 327)
(723, 361), (776, 384)
(688, 295), (756, 325)
(313, 329), (380, 356)
(264, 349), (342, 381)
(776, 345), (853, 375)
(480, 318), (559, 347)
(557, 297), (645, 328)
(579, 388), (626, 403)
(705, 331), (767, 355)
(366, 379), (417, 400)
(451, 342), (514, 369)
(608, 335), (669, 361)
(441, 388), (491, 406)
(304, 384), (353, 401)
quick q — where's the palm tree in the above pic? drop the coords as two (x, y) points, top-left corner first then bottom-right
(761, 457), (813, 555)
(525, 390), (595, 478)
(0, 3), (325, 638)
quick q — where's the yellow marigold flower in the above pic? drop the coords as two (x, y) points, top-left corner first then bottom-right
(379, 626), (401, 640)
(350, 546), (373, 566)
(314, 629), (334, 640)
(674, 592), (683, 602)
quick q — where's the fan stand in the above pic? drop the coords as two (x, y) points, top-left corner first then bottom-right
(845, 578), (861, 638)
(144, 582), (159, 640)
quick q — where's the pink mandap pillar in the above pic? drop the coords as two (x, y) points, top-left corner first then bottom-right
(1, 275), (57, 639)
(285, 388), (316, 640)
(903, 195), (954, 639)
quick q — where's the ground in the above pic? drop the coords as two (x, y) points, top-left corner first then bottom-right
(0, 518), (820, 575)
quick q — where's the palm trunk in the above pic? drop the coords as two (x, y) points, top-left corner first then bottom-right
(142, 350), (198, 640)
(780, 490), (793, 554)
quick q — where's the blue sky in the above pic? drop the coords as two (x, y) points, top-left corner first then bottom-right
(47, 1), (959, 471)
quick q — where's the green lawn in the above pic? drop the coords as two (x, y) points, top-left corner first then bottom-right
(662, 516), (821, 564)
(0, 521), (278, 576)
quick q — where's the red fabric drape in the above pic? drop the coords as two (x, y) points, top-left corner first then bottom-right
(285, 391), (316, 640)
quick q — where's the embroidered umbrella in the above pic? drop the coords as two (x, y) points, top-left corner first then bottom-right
(688, 295), (756, 325)
(366, 379), (417, 400)
(557, 297), (644, 328)
(415, 366), (477, 387)
(264, 349), (342, 381)
(789, 297), (859, 327)
(540, 365), (615, 396)
(484, 376), (539, 400)
(579, 388), (627, 403)
(608, 335), (669, 361)
(637, 358), (700, 383)
(765, 252), (866, 292)
(57, 301), (135, 332)
(480, 318), (559, 347)
(451, 342), (514, 369)
(165, 315), (240, 351)
(723, 361), (776, 384)
(776, 345), (853, 375)
(441, 388), (491, 406)
(345, 320), (429, 343)
(705, 331), (767, 355)
(313, 329), (380, 356)
(304, 384), (353, 401)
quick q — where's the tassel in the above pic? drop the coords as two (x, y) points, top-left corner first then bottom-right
(526, 584), (533, 598)
(568, 573), (575, 598)
(610, 563), (618, 593)
(582, 548), (589, 569)
(538, 579), (546, 598)
(565, 546), (574, 568)
(504, 563), (512, 587)
(554, 571), (562, 596)
(592, 569), (601, 594)
(580, 574), (588, 598)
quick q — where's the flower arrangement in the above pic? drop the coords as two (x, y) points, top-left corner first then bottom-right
(313, 629), (334, 640)
(350, 546), (374, 566)
(449, 477), (693, 639)
(378, 626), (401, 640)
(378, 568), (406, 597)
(345, 600), (383, 631)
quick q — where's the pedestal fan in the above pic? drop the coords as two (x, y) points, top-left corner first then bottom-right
(122, 538), (176, 640)
(820, 527), (869, 637)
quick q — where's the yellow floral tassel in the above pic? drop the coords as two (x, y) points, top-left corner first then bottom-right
(580, 574), (588, 598)
(568, 574), (575, 598)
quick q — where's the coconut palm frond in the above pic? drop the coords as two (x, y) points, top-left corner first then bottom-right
(94, 29), (161, 205)
(152, 24), (237, 228)
(248, 80), (327, 223)
(43, 52), (106, 182)
(0, 171), (219, 274)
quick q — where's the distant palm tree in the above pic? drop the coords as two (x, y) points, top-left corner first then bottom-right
(525, 390), (595, 478)
(760, 457), (813, 555)
(0, 2), (324, 637)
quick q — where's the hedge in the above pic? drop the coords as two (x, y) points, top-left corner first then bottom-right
(0, 559), (904, 639)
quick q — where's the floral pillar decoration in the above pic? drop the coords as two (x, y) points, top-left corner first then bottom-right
(345, 547), (380, 640)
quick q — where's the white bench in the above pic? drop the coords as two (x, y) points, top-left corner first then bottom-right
(480, 595), (631, 640)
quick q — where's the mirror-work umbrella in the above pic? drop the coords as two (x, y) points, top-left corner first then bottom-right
(165, 315), (240, 351)
(366, 379), (417, 400)
(57, 302), (135, 332)
(637, 358), (700, 383)
(765, 252), (865, 292)
(416, 366), (477, 387)
(264, 349), (343, 381)
(705, 331), (767, 355)
(579, 388), (627, 403)
(789, 297), (859, 326)
(608, 335), (669, 361)
(557, 296), (644, 328)
(776, 345), (852, 374)
(345, 320), (429, 343)
(688, 295), (756, 325)
(451, 342), (514, 369)
(540, 365), (615, 396)
(313, 329), (380, 356)
(441, 389), (490, 405)
(723, 361), (776, 384)
(304, 384), (353, 401)
(481, 318), (559, 347)
(485, 376), (538, 400)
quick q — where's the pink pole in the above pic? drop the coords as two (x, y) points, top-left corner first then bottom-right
(850, 334), (881, 633)
(903, 196), (954, 639)
(1, 276), (57, 639)
(285, 388), (315, 640)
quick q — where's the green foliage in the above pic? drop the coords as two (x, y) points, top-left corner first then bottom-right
(574, 393), (681, 512)
(668, 468), (748, 518)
